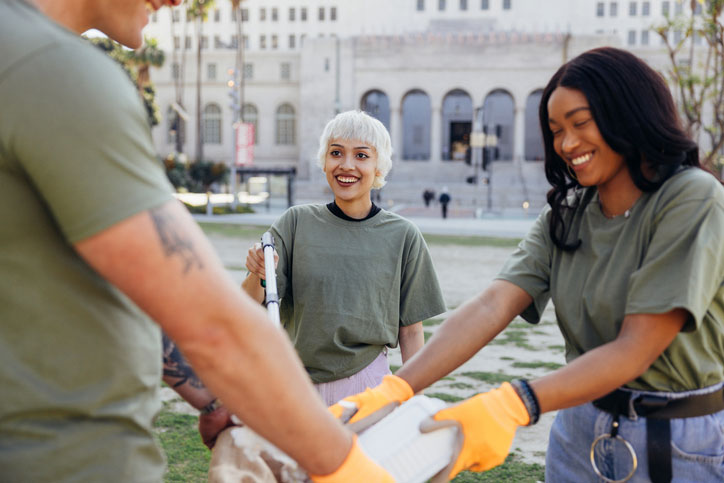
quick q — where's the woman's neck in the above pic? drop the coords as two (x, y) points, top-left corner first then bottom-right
(334, 198), (372, 219)
(597, 176), (643, 219)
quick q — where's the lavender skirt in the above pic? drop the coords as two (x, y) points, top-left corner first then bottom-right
(314, 350), (392, 406)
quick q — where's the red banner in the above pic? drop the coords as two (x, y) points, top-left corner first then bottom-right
(235, 122), (255, 166)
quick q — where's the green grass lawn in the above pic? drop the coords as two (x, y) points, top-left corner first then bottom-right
(423, 233), (522, 248)
(155, 410), (210, 482)
(197, 222), (268, 238)
(155, 406), (544, 482)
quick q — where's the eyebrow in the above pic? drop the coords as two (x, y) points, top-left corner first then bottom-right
(549, 106), (591, 124)
(330, 143), (371, 150)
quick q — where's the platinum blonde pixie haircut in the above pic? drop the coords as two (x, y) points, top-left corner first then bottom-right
(317, 110), (393, 189)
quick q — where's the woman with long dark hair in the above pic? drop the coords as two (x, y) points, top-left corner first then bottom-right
(330, 47), (724, 482)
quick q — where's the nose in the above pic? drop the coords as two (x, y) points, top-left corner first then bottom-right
(340, 153), (355, 169)
(560, 131), (580, 154)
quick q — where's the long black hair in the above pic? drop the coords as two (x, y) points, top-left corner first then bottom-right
(539, 47), (700, 250)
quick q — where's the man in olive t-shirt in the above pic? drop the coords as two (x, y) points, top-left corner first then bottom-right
(0, 1), (391, 481)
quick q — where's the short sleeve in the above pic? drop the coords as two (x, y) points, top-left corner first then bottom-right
(626, 183), (724, 331)
(399, 226), (447, 325)
(496, 207), (553, 324)
(2, 43), (172, 243)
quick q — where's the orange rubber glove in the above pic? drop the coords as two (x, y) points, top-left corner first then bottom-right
(328, 375), (414, 432)
(309, 435), (394, 482)
(420, 382), (530, 482)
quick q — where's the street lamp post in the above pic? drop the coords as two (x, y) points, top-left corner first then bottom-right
(483, 128), (498, 214)
(227, 67), (241, 209)
(469, 105), (498, 216)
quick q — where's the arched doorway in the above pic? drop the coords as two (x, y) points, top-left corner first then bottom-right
(482, 89), (514, 164)
(361, 90), (390, 132)
(401, 89), (431, 160)
(524, 89), (544, 161)
(441, 89), (473, 162)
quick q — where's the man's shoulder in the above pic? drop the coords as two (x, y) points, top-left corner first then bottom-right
(1, 1), (80, 74)
(0, 3), (130, 97)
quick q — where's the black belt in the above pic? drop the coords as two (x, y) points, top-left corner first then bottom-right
(593, 387), (724, 483)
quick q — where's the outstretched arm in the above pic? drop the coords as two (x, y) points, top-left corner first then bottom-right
(162, 331), (216, 409)
(397, 279), (531, 392)
(74, 200), (351, 476)
(162, 332), (233, 448)
(531, 309), (687, 412)
(401, 281), (685, 480)
(398, 276), (686, 408)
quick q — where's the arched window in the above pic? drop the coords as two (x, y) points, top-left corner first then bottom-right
(525, 90), (544, 161)
(275, 104), (295, 145)
(242, 103), (258, 144)
(441, 89), (473, 161)
(482, 90), (514, 161)
(402, 90), (431, 160)
(361, 90), (390, 131)
(166, 105), (186, 146)
(202, 103), (222, 144)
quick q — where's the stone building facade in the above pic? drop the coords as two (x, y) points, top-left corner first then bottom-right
(143, 0), (687, 210)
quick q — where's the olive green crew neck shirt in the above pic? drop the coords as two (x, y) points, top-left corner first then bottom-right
(271, 204), (447, 383)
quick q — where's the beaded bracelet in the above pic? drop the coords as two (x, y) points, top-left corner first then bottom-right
(510, 379), (540, 425)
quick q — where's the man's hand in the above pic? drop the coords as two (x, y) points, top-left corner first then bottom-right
(199, 405), (234, 449)
(420, 382), (529, 481)
(328, 375), (413, 432)
(309, 435), (393, 482)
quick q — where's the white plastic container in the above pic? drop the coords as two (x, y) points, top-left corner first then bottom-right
(358, 395), (457, 483)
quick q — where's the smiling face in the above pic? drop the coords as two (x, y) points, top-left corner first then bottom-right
(323, 138), (381, 218)
(547, 86), (631, 192)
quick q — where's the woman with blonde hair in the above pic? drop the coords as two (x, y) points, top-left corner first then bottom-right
(243, 110), (446, 405)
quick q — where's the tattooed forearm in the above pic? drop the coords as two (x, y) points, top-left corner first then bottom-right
(149, 205), (203, 274)
(162, 333), (206, 389)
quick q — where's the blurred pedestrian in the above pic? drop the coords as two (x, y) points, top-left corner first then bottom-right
(439, 187), (451, 218)
(423, 188), (435, 207)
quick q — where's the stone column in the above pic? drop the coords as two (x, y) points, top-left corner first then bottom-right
(430, 105), (442, 166)
(390, 106), (403, 162)
(514, 105), (526, 163)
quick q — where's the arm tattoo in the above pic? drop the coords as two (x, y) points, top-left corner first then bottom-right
(162, 333), (206, 389)
(150, 205), (203, 274)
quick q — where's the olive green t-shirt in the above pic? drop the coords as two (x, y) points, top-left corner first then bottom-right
(0, 1), (174, 481)
(498, 168), (724, 392)
(271, 205), (447, 383)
